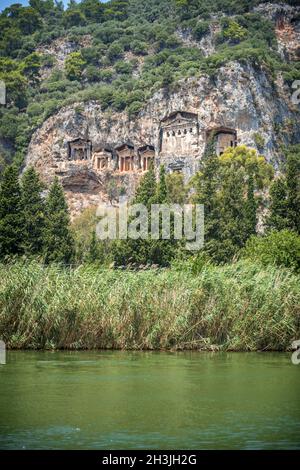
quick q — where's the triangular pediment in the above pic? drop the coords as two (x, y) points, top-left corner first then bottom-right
(161, 111), (198, 128)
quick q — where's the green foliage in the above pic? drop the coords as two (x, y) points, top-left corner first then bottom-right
(222, 19), (248, 43)
(243, 230), (300, 273)
(192, 20), (210, 40)
(193, 145), (273, 263)
(111, 164), (183, 267)
(43, 177), (75, 264)
(267, 145), (300, 234)
(267, 177), (288, 232)
(63, 9), (86, 28)
(65, 51), (86, 80)
(166, 172), (188, 204)
(107, 42), (124, 62)
(253, 132), (265, 150)
(134, 165), (156, 207)
(131, 40), (147, 55)
(156, 165), (168, 203)
(286, 145), (300, 234)
(0, 0), (297, 168)
(0, 165), (24, 258)
(21, 166), (45, 256)
(115, 60), (133, 75)
(17, 7), (42, 35)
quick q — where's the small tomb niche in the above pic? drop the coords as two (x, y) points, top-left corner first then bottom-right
(116, 144), (135, 172)
(68, 138), (92, 162)
(206, 127), (237, 156)
(93, 147), (112, 171)
(138, 145), (155, 171)
(168, 160), (185, 174)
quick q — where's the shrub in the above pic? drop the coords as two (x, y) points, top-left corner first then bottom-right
(131, 40), (148, 55)
(107, 42), (124, 61)
(222, 19), (248, 43)
(127, 100), (143, 117)
(253, 132), (265, 149)
(65, 51), (86, 81)
(242, 230), (300, 273)
(192, 20), (210, 41)
(115, 60), (133, 75)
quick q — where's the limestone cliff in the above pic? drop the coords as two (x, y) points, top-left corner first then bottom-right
(25, 3), (300, 216)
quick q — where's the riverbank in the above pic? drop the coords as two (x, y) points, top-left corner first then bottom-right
(0, 260), (299, 351)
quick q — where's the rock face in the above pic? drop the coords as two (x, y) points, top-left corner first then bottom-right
(37, 35), (92, 80)
(26, 59), (300, 216)
(255, 3), (300, 61)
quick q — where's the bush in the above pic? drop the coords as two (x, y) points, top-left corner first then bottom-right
(131, 40), (148, 55)
(127, 100), (143, 117)
(115, 60), (133, 75)
(242, 230), (300, 273)
(222, 19), (248, 43)
(65, 52), (86, 81)
(192, 20), (210, 41)
(85, 65), (101, 82)
(107, 42), (124, 61)
(253, 132), (265, 149)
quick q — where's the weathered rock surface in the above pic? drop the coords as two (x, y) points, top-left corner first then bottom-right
(255, 3), (300, 60)
(26, 59), (300, 216)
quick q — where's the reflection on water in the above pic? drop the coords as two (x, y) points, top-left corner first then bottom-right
(0, 351), (299, 449)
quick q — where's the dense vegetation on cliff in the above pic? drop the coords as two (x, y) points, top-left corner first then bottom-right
(0, 0), (299, 168)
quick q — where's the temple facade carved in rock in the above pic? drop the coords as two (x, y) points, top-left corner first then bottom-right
(65, 111), (237, 181)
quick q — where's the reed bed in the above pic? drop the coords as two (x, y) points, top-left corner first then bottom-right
(0, 260), (299, 351)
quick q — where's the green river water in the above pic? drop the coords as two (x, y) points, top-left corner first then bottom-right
(0, 351), (299, 449)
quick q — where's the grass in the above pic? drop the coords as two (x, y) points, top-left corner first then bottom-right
(0, 260), (299, 351)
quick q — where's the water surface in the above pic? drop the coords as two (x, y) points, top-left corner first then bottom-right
(0, 351), (299, 449)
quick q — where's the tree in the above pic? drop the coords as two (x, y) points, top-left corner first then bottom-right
(156, 164), (167, 203)
(21, 166), (45, 256)
(286, 145), (300, 234)
(0, 165), (24, 258)
(267, 176), (288, 232)
(17, 7), (42, 35)
(29, 0), (54, 17)
(166, 172), (188, 204)
(193, 145), (273, 263)
(134, 164), (156, 208)
(85, 230), (105, 264)
(223, 20), (247, 43)
(63, 9), (86, 28)
(43, 177), (75, 264)
(192, 140), (221, 248)
(267, 145), (300, 234)
(21, 52), (42, 82)
(244, 172), (257, 235)
(80, 0), (104, 21)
